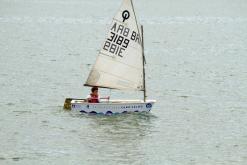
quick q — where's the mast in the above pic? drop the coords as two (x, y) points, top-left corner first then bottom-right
(141, 25), (147, 102)
(130, 0), (147, 101)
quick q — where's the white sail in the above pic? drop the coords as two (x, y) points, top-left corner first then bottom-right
(85, 0), (144, 91)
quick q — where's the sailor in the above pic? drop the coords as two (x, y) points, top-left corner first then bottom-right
(86, 87), (110, 103)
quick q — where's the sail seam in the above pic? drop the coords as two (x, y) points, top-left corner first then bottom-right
(95, 69), (139, 88)
(99, 52), (142, 70)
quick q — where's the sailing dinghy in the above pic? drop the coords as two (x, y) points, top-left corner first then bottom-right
(64, 0), (156, 114)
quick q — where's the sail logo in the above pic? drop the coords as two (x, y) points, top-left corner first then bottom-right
(122, 10), (130, 22)
(146, 103), (152, 109)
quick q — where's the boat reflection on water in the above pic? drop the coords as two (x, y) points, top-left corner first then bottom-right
(76, 112), (157, 164)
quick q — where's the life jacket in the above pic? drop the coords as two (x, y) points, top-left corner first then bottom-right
(89, 93), (99, 103)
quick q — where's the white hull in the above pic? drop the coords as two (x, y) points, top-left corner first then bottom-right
(70, 100), (156, 114)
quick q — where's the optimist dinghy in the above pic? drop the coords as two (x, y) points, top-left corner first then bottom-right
(64, 0), (156, 114)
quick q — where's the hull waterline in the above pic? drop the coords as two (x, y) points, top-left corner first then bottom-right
(64, 99), (156, 115)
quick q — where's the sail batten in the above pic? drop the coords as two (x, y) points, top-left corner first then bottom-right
(85, 0), (144, 91)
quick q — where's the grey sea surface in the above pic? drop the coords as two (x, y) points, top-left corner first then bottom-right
(0, 0), (247, 164)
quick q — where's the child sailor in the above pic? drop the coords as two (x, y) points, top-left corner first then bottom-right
(86, 87), (109, 103)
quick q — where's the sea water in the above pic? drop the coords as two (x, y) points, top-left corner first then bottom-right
(0, 0), (247, 164)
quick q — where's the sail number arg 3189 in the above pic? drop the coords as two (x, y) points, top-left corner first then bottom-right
(103, 22), (141, 57)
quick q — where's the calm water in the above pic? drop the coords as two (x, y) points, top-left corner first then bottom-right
(0, 0), (247, 164)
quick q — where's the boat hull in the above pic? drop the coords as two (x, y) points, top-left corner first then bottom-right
(69, 99), (156, 114)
